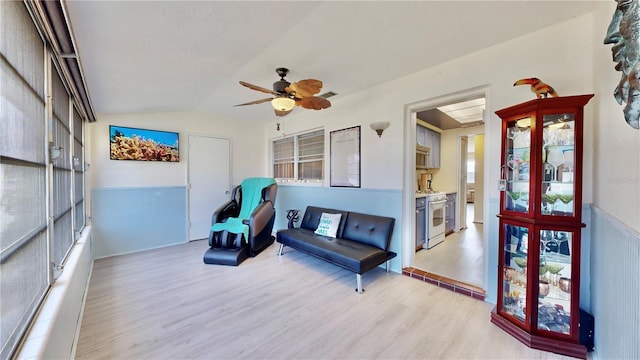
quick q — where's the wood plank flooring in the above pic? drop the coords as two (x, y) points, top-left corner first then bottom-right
(413, 221), (484, 288)
(413, 204), (483, 288)
(76, 240), (573, 359)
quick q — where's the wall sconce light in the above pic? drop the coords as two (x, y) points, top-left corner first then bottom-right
(49, 143), (63, 162)
(370, 121), (390, 137)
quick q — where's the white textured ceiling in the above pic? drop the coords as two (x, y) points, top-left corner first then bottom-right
(63, 1), (596, 122)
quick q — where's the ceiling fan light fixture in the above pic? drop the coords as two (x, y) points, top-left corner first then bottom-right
(271, 97), (295, 112)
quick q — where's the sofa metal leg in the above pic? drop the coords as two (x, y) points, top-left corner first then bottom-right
(355, 274), (364, 293)
(277, 243), (284, 256)
(386, 260), (391, 273)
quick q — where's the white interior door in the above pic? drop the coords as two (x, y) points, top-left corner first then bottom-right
(188, 135), (230, 241)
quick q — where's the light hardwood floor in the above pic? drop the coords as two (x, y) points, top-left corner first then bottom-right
(413, 204), (483, 287)
(76, 239), (572, 359)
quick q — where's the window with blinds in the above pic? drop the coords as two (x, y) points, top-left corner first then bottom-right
(297, 130), (324, 180)
(1, 3), (49, 358)
(272, 129), (324, 182)
(1, 2), (87, 358)
(273, 136), (294, 179)
(51, 64), (74, 266)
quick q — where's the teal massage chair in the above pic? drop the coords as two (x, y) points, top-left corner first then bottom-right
(203, 177), (277, 266)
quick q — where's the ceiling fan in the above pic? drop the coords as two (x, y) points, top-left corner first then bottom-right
(235, 67), (332, 117)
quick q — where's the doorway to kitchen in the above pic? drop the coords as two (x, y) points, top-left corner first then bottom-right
(402, 86), (489, 295)
(412, 132), (484, 287)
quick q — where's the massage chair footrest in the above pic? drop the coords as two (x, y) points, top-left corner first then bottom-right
(203, 245), (249, 266)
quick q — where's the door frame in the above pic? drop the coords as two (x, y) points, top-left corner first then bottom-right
(458, 135), (468, 231)
(402, 85), (491, 291)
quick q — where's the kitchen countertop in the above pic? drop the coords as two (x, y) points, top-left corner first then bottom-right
(416, 191), (446, 198)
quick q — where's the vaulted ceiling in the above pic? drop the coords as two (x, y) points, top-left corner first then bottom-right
(64, 1), (596, 122)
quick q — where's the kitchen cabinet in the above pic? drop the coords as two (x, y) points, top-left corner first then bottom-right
(491, 94), (593, 359)
(416, 125), (427, 147)
(426, 129), (441, 168)
(417, 125), (441, 168)
(445, 192), (456, 235)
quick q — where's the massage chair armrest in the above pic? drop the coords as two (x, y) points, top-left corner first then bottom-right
(211, 200), (239, 224)
(249, 200), (275, 238)
(211, 185), (242, 224)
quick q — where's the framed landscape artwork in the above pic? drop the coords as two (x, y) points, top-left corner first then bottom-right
(109, 125), (179, 162)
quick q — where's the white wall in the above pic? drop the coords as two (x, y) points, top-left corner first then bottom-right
(265, 13), (595, 298)
(27, 5), (640, 359)
(434, 125), (484, 193)
(263, 95), (404, 190)
(87, 112), (265, 216)
(266, 13), (595, 195)
(589, 3), (640, 358)
(592, 2), (640, 233)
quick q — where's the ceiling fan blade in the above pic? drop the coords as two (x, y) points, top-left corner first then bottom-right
(239, 81), (278, 95)
(297, 96), (331, 110)
(287, 79), (323, 98)
(234, 97), (273, 106)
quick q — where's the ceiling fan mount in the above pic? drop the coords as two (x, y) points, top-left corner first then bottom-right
(235, 67), (332, 117)
(275, 67), (289, 79)
(273, 68), (291, 93)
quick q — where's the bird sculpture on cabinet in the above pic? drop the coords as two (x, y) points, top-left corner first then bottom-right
(513, 77), (559, 99)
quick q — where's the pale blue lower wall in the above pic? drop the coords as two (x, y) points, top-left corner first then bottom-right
(590, 205), (639, 359)
(91, 187), (187, 259)
(274, 185), (403, 273)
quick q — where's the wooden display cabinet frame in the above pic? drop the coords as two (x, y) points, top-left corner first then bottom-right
(491, 94), (593, 359)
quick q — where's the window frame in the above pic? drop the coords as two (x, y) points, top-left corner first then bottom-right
(271, 128), (324, 184)
(0, 2), (89, 358)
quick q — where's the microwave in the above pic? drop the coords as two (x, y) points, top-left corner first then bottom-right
(416, 145), (431, 169)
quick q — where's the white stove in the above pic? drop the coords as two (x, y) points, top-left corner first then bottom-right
(416, 191), (447, 249)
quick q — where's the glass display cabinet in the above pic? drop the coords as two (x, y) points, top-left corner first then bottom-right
(491, 95), (593, 359)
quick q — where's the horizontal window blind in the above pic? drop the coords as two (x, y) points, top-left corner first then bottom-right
(272, 129), (324, 182)
(273, 137), (294, 179)
(51, 63), (73, 267)
(1, 2), (88, 358)
(0, 2), (49, 359)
